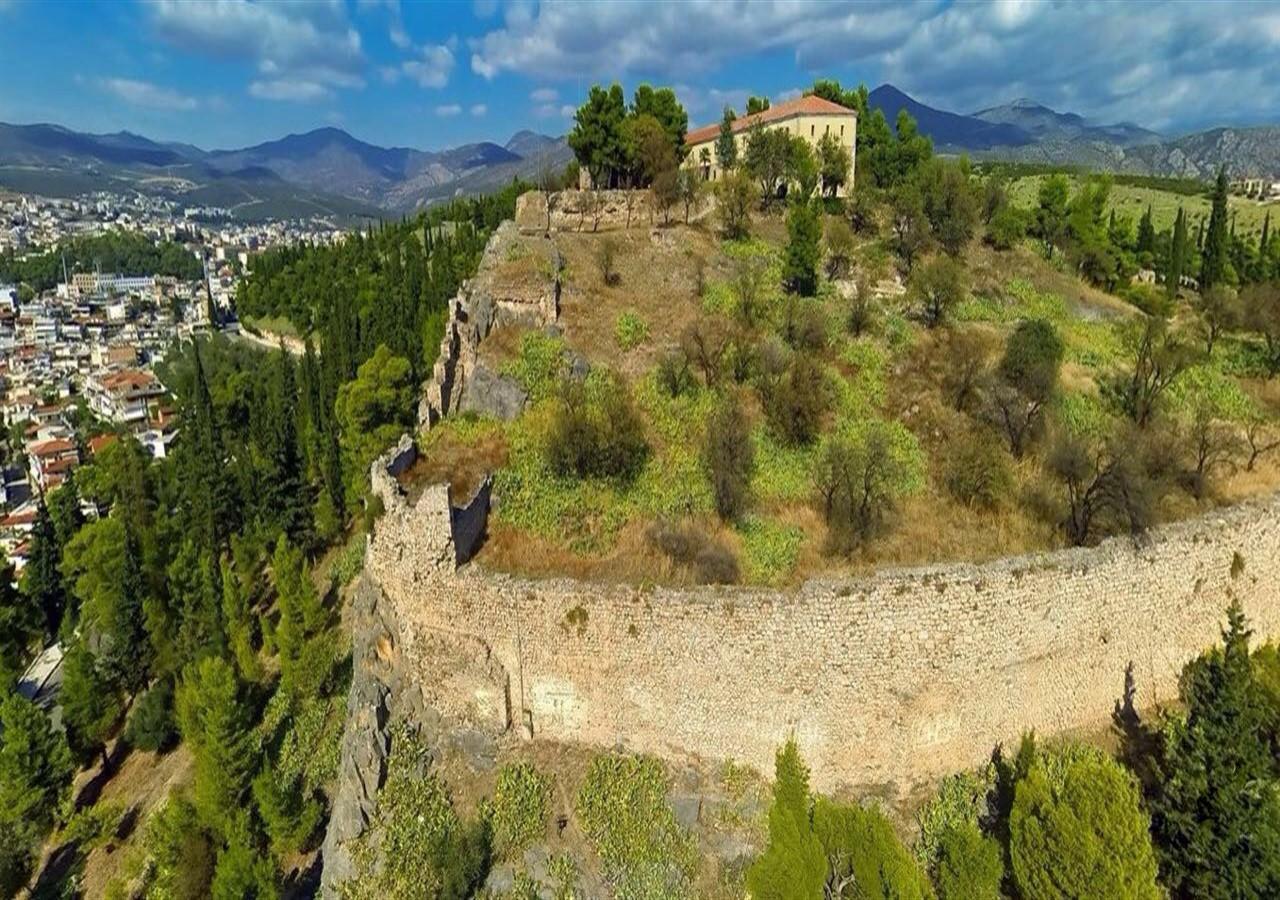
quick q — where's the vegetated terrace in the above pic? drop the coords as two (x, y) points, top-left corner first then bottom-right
(407, 175), (1280, 589)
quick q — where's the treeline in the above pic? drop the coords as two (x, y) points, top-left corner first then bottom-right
(0, 185), (522, 895)
(0, 229), (203, 293)
(976, 160), (1210, 197)
(749, 600), (1280, 899)
(236, 180), (525, 383)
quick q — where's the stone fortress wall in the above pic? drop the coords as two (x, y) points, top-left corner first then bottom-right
(366, 441), (1280, 792)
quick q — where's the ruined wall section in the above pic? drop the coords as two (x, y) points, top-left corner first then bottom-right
(367, 471), (1280, 792)
(418, 220), (561, 429)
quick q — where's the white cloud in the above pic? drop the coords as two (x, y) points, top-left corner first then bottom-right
(101, 77), (199, 111)
(470, 103), (488, 117)
(150, 0), (365, 98)
(530, 87), (558, 103)
(466, 0), (1280, 131)
(249, 79), (331, 102)
(403, 43), (454, 88)
(435, 104), (462, 117)
(559, 104), (575, 118)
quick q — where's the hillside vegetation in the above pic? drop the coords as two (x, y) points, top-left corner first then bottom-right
(417, 114), (1280, 587)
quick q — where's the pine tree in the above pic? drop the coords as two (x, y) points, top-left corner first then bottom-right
(211, 834), (280, 900)
(746, 739), (826, 900)
(177, 655), (258, 836)
(271, 535), (331, 699)
(59, 640), (123, 768)
(0, 693), (73, 841)
(1202, 167), (1232, 290)
(783, 198), (822, 297)
(1150, 600), (1280, 897)
(101, 523), (153, 694)
(220, 559), (260, 682)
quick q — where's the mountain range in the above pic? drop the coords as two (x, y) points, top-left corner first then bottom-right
(866, 84), (1278, 179)
(0, 122), (571, 221)
(0, 83), (1275, 221)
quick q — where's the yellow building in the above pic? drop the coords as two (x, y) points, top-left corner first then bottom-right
(683, 94), (857, 195)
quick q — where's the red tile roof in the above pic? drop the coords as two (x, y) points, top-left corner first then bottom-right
(28, 438), (76, 457)
(2, 510), (37, 527)
(87, 434), (118, 455)
(685, 94), (856, 146)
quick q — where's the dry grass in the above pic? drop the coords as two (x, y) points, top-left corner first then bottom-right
(554, 225), (722, 381)
(401, 426), (508, 505)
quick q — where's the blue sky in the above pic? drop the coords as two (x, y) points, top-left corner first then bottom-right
(0, 0), (1277, 151)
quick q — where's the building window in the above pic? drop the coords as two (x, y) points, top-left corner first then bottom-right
(810, 124), (815, 136)
(825, 124), (829, 134)
(840, 125), (845, 136)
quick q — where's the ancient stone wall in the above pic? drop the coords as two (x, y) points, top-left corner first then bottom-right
(516, 189), (714, 235)
(367, 462), (1280, 792)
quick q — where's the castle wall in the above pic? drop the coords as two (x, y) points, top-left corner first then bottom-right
(367, 463), (1280, 792)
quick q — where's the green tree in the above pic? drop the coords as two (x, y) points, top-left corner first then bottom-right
(20, 499), (68, 640)
(715, 170), (756, 240)
(934, 820), (1002, 900)
(1010, 742), (1160, 900)
(715, 107), (738, 171)
(811, 798), (932, 900)
(1035, 174), (1071, 260)
(0, 553), (38, 688)
(703, 392), (755, 521)
(177, 656), (259, 836)
(1201, 166), (1234, 290)
(568, 83), (628, 189)
(59, 640), (124, 768)
(1150, 601), (1280, 898)
(746, 739), (825, 900)
(630, 84), (688, 159)
(919, 158), (979, 257)
(271, 535), (332, 699)
(1166, 206), (1188, 299)
(211, 833), (280, 900)
(0, 693), (73, 844)
(335, 344), (415, 502)
(1136, 204), (1156, 260)
(783, 199), (822, 296)
(744, 125), (793, 206)
(910, 255), (967, 328)
(987, 319), (1064, 457)
(746, 95), (770, 115)
(815, 131), (851, 198)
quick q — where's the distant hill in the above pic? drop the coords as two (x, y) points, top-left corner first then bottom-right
(970, 98), (1160, 147)
(868, 84), (1031, 150)
(0, 121), (571, 216)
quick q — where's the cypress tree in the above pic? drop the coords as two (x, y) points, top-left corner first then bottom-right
(716, 106), (738, 171)
(1202, 167), (1231, 289)
(1166, 207), (1187, 300)
(0, 553), (37, 688)
(21, 500), (67, 640)
(746, 739), (826, 900)
(1262, 211), (1270, 259)
(1136, 204), (1156, 257)
(1150, 601), (1280, 896)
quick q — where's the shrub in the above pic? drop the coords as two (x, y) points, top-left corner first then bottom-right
(814, 424), (910, 554)
(847, 278), (879, 337)
(1009, 742), (1160, 900)
(716, 171), (757, 240)
(910, 255), (967, 327)
(944, 432), (1012, 509)
(935, 821), (1003, 900)
(575, 753), (697, 900)
(761, 355), (828, 446)
(783, 199), (822, 296)
(704, 393), (755, 521)
(779, 296), (828, 351)
(62, 801), (129, 851)
(597, 237), (621, 286)
(738, 516), (804, 586)
(681, 316), (733, 388)
(504, 331), (568, 403)
(985, 205), (1027, 250)
(646, 519), (740, 585)
(655, 350), (696, 398)
(488, 761), (552, 859)
(1120, 283), (1174, 318)
(546, 372), (648, 481)
(824, 217), (856, 280)
(125, 679), (178, 753)
(615, 311), (650, 351)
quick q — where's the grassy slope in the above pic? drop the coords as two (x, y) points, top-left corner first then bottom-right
(413, 215), (1280, 587)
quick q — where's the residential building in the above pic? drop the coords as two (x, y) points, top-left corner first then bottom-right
(85, 368), (165, 425)
(683, 94), (857, 195)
